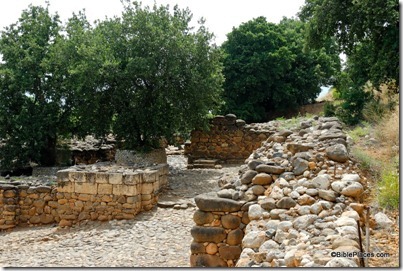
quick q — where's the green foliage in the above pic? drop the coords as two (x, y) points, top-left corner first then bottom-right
(323, 102), (336, 117)
(300, 0), (399, 125)
(347, 122), (370, 142)
(0, 5), (63, 169)
(378, 168), (399, 209)
(300, 0), (399, 87)
(221, 17), (340, 122)
(351, 147), (381, 174)
(0, 2), (224, 169)
(103, 2), (224, 148)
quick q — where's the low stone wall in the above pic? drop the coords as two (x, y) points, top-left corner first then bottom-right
(190, 116), (369, 268)
(184, 114), (274, 164)
(190, 193), (249, 267)
(0, 163), (168, 230)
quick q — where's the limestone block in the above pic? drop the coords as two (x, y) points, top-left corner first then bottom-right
(98, 183), (113, 195)
(78, 194), (91, 201)
(153, 180), (160, 191)
(125, 185), (139, 196)
(95, 173), (109, 184)
(141, 194), (152, 201)
(126, 196), (140, 204)
(57, 170), (70, 183)
(143, 170), (157, 183)
(113, 184), (126, 196)
(86, 172), (96, 183)
(69, 171), (86, 183)
(109, 173), (123, 185)
(141, 183), (154, 194)
(57, 181), (74, 193)
(75, 182), (98, 195)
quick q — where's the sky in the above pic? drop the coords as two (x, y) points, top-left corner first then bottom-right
(0, 0), (306, 45)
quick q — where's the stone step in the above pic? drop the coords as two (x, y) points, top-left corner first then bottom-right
(192, 163), (217, 169)
(193, 159), (219, 165)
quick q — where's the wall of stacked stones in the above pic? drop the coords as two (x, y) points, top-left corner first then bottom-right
(184, 114), (273, 164)
(190, 116), (369, 268)
(0, 164), (168, 230)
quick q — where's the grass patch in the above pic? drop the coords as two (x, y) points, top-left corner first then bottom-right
(351, 147), (382, 176)
(348, 122), (371, 142)
(378, 168), (399, 209)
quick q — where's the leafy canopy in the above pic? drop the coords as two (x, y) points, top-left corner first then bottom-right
(221, 17), (340, 122)
(0, 2), (224, 169)
(299, 0), (399, 125)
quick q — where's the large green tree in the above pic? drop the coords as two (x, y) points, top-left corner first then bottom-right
(100, 2), (224, 148)
(0, 5), (63, 169)
(299, 0), (399, 125)
(299, 0), (399, 88)
(221, 17), (339, 122)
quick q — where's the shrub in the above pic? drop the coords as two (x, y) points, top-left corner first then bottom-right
(323, 102), (336, 117)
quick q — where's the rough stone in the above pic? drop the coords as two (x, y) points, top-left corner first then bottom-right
(242, 231), (266, 249)
(276, 197), (297, 209)
(190, 254), (227, 267)
(193, 210), (214, 225)
(248, 204), (264, 220)
(293, 158), (309, 176)
(255, 164), (285, 175)
(221, 214), (241, 229)
(190, 226), (226, 243)
(252, 173), (273, 185)
(292, 215), (318, 230)
(241, 170), (258, 184)
(194, 194), (242, 212)
(325, 258), (358, 267)
(260, 197), (276, 211)
(341, 183), (363, 197)
(312, 175), (330, 190)
(227, 229), (244, 245)
(326, 144), (349, 163)
(191, 242), (206, 254)
(219, 246), (242, 260)
(374, 212), (394, 229)
(318, 189), (338, 202)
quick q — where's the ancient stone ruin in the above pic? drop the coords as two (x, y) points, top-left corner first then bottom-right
(184, 114), (274, 167)
(190, 116), (369, 267)
(0, 149), (168, 229)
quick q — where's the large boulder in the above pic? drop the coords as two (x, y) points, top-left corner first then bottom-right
(326, 144), (349, 163)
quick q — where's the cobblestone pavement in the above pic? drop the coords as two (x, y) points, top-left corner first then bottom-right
(0, 156), (240, 267)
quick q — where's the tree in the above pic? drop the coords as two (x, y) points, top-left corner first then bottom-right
(299, 0), (399, 124)
(221, 17), (339, 122)
(0, 2), (224, 170)
(299, 0), (399, 89)
(0, 5), (63, 169)
(99, 2), (224, 149)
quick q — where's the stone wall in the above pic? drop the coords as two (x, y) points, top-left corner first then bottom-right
(0, 163), (168, 230)
(190, 116), (369, 268)
(184, 114), (274, 165)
